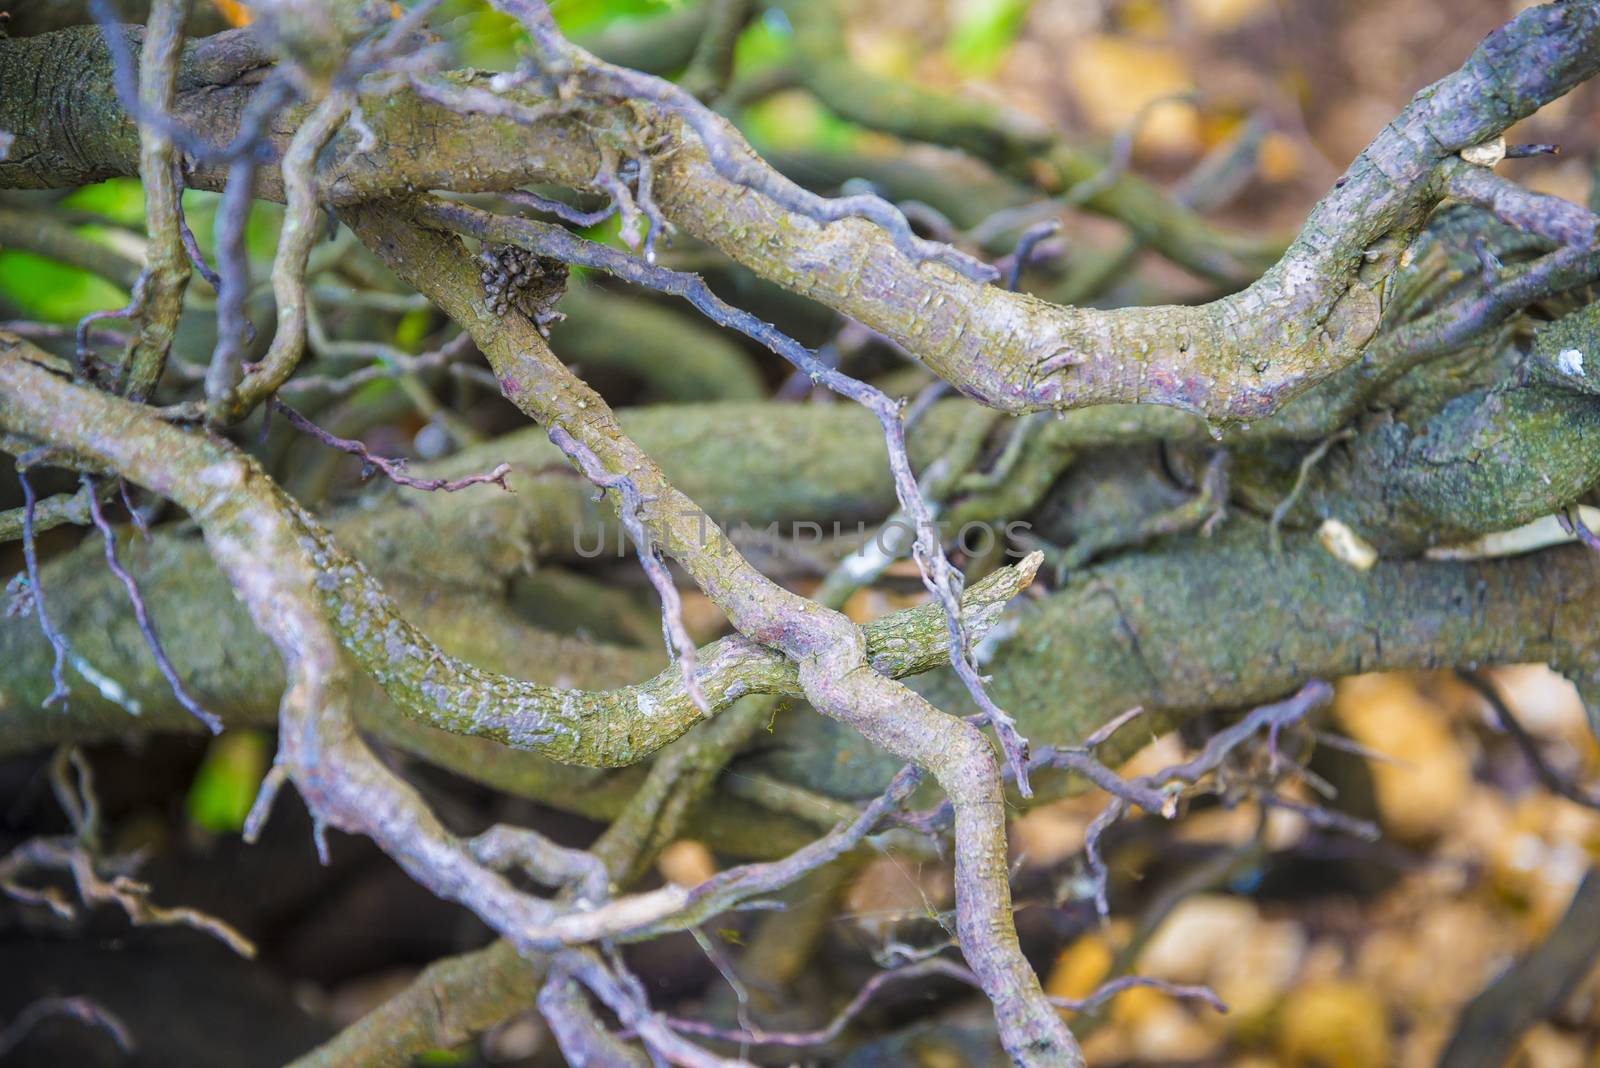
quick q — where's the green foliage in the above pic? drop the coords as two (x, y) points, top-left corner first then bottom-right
(946, 0), (1031, 76)
(730, 12), (861, 153)
(244, 199), (286, 264)
(393, 306), (434, 352)
(0, 181), (140, 322)
(185, 730), (269, 833)
(731, 7), (793, 71)
(739, 91), (862, 154)
(60, 177), (146, 226)
(548, 0), (688, 35)
(0, 181), (281, 323)
(0, 251), (128, 324)
(433, 0), (525, 68)
(433, 0), (691, 67)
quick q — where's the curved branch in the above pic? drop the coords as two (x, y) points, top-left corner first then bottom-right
(347, 209), (1082, 1065)
(6, 6), (1595, 423)
(0, 341), (850, 1067)
(306, 493), (1038, 768)
(113, 0), (190, 402)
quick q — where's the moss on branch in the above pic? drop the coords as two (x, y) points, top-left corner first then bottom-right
(6, 6), (1595, 423)
(0, 348), (1035, 775)
(979, 524), (1600, 785)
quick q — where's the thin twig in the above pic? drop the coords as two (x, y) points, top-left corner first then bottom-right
(1458, 670), (1600, 810)
(1078, 681), (1334, 919)
(665, 957), (975, 1048)
(419, 199), (1035, 794)
(176, 173), (222, 292)
(118, 0), (192, 402)
(501, 187), (617, 228)
(999, 220), (1062, 293)
(484, 0), (998, 283)
(1269, 429), (1354, 557)
(83, 475), (222, 733)
(17, 468), (70, 706)
(0, 836), (254, 957)
(272, 400), (512, 493)
(664, 961), (1224, 1049)
(0, 996), (134, 1059)
(209, 90), (355, 421)
(549, 425), (708, 714)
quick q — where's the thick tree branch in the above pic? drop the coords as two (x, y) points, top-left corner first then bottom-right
(347, 207), (1081, 1065)
(109, 0), (190, 402)
(5, 403), (1600, 813)
(0, 337), (864, 1068)
(10, 9), (1598, 1061)
(4, 6), (1595, 422)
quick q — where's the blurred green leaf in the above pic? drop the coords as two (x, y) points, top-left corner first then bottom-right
(434, 0), (526, 68)
(60, 178), (147, 226)
(0, 181), (151, 323)
(432, 0), (688, 68)
(731, 8), (795, 72)
(730, 12), (858, 153)
(180, 189), (222, 267)
(947, 0), (1030, 76)
(741, 91), (861, 154)
(549, 0), (688, 36)
(0, 251), (129, 324)
(186, 730), (269, 834)
(394, 306), (434, 352)
(246, 201), (287, 264)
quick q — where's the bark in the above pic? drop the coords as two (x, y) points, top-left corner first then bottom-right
(3, 7), (1599, 1061)
(5, 6), (1596, 419)
(8, 479), (1598, 824)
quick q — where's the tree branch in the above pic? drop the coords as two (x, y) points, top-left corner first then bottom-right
(6, 6), (1595, 421)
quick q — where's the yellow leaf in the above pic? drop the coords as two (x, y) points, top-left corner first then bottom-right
(212, 0), (252, 28)
(1044, 933), (1112, 1006)
(1109, 983), (1168, 1027)
(1333, 674), (1471, 842)
(657, 840), (716, 887)
(1276, 980), (1390, 1068)
(1064, 36), (1199, 156)
(1182, 0), (1272, 33)
(1259, 131), (1304, 183)
(1213, 918), (1307, 1028)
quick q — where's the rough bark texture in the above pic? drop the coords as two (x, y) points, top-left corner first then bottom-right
(3, 4), (1600, 1064)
